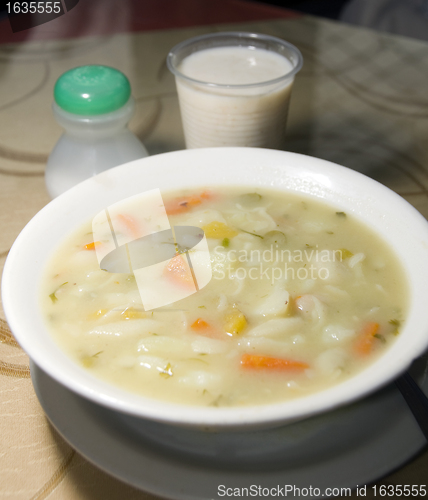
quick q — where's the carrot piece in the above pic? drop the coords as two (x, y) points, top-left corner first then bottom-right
(163, 254), (195, 289)
(191, 318), (210, 330)
(164, 190), (216, 215)
(117, 214), (141, 239)
(190, 317), (226, 339)
(165, 191), (215, 215)
(164, 195), (202, 215)
(354, 322), (380, 355)
(241, 354), (309, 371)
(84, 241), (102, 250)
(200, 190), (213, 200)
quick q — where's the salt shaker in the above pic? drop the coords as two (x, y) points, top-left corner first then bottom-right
(45, 65), (148, 198)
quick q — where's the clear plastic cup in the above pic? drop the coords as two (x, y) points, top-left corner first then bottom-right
(167, 32), (303, 150)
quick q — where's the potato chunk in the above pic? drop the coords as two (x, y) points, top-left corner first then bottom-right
(224, 308), (247, 335)
(202, 221), (238, 239)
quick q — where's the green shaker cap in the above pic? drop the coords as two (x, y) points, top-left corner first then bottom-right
(54, 65), (131, 115)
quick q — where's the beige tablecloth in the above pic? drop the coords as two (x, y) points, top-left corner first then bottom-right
(1, 8), (428, 499)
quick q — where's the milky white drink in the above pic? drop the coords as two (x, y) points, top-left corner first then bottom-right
(175, 46), (296, 149)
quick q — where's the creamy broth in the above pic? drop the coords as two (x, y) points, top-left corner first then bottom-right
(41, 188), (407, 407)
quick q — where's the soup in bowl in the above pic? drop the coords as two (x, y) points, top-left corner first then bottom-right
(3, 148), (428, 430)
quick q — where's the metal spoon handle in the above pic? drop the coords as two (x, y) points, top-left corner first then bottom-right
(395, 372), (428, 442)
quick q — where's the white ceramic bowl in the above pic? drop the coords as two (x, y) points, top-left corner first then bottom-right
(3, 148), (428, 430)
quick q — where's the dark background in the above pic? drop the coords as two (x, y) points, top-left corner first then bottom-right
(0, 0), (352, 22)
(251, 0), (350, 19)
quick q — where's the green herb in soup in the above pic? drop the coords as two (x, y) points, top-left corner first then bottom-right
(40, 188), (407, 407)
